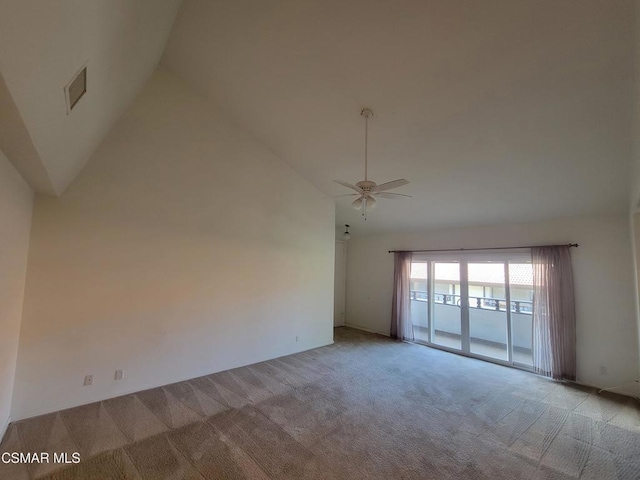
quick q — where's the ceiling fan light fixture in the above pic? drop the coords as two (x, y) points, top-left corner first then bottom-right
(352, 198), (363, 210)
(366, 196), (377, 209)
(342, 224), (351, 240)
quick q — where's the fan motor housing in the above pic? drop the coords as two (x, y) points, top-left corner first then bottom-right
(356, 180), (376, 191)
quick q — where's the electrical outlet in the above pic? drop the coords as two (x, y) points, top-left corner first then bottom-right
(115, 370), (123, 380)
(84, 375), (93, 386)
(599, 366), (607, 375)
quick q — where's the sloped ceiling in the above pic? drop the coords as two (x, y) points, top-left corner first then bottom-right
(162, 0), (635, 234)
(0, 0), (182, 194)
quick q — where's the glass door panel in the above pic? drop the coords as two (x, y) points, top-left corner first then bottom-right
(468, 262), (509, 361)
(509, 262), (534, 367)
(432, 262), (461, 350)
(410, 262), (429, 342)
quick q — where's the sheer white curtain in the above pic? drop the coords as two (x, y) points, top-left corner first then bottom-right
(532, 246), (576, 380)
(391, 252), (413, 341)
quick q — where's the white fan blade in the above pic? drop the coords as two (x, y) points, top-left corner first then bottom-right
(333, 193), (360, 198)
(371, 179), (409, 193)
(333, 180), (363, 193)
(373, 192), (412, 199)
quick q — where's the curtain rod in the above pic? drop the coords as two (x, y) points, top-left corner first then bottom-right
(388, 243), (578, 254)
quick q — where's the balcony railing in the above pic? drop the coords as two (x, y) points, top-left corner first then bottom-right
(410, 290), (532, 314)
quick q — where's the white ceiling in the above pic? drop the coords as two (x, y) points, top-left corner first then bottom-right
(162, 0), (636, 234)
(1, 1), (635, 233)
(0, 0), (182, 194)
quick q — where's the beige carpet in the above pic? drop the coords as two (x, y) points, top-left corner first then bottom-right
(1, 327), (639, 479)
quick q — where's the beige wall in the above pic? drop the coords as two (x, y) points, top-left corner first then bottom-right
(11, 69), (335, 420)
(0, 149), (33, 434)
(346, 215), (640, 396)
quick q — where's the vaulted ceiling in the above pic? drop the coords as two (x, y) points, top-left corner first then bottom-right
(1, 0), (636, 233)
(162, 0), (635, 233)
(0, 0), (182, 194)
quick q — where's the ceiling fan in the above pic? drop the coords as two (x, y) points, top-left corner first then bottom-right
(334, 108), (410, 220)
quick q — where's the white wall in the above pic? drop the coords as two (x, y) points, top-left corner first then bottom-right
(632, 213), (640, 384)
(334, 241), (346, 326)
(346, 215), (640, 395)
(11, 69), (335, 420)
(630, 0), (640, 393)
(631, 0), (640, 211)
(0, 149), (33, 435)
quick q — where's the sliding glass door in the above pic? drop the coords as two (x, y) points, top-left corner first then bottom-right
(508, 261), (534, 367)
(410, 253), (533, 370)
(410, 262), (429, 343)
(468, 261), (509, 361)
(432, 261), (462, 351)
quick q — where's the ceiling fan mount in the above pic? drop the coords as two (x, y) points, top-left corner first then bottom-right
(334, 108), (411, 220)
(360, 107), (373, 119)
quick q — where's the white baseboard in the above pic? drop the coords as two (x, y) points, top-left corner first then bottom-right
(344, 322), (390, 337)
(297, 340), (334, 353)
(0, 415), (11, 444)
(11, 340), (335, 422)
(573, 378), (640, 401)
